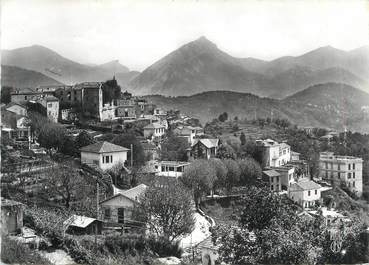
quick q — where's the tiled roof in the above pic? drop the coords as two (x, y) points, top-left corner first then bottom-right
(197, 236), (219, 250)
(5, 102), (27, 109)
(45, 96), (59, 102)
(120, 184), (148, 201)
(263, 169), (280, 177)
(192, 138), (219, 149)
(290, 179), (321, 191)
(80, 141), (129, 153)
(144, 123), (165, 129)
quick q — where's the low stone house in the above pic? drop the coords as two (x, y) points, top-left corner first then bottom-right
(1, 197), (23, 235)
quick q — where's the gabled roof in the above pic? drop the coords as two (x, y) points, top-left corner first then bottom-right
(263, 169), (280, 177)
(120, 184), (148, 201)
(5, 102), (27, 110)
(64, 215), (100, 228)
(144, 123), (165, 129)
(290, 179), (322, 191)
(192, 138), (219, 149)
(80, 141), (129, 153)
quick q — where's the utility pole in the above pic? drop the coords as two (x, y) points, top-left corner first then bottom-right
(95, 180), (99, 251)
(130, 144), (133, 168)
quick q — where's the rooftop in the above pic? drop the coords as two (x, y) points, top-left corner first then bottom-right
(192, 138), (219, 149)
(64, 215), (100, 228)
(80, 141), (129, 153)
(144, 123), (165, 129)
(120, 184), (148, 201)
(290, 179), (322, 191)
(160, 161), (191, 166)
(263, 169), (281, 177)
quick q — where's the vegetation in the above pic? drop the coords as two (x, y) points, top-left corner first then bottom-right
(136, 181), (195, 242)
(160, 132), (189, 161)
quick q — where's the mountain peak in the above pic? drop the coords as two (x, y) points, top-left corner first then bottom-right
(190, 36), (217, 48)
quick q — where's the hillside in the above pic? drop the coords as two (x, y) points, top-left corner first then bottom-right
(146, 84), (369, 132)
(128, 37), (369, 97)
(2, 45), (129, 86)
(1, 65), (63, 88)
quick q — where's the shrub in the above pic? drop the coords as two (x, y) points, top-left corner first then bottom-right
(1, 236), (52, 265)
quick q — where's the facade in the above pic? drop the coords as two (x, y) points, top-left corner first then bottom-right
(156, 161), (191, 178)
(10, 88), (44, 104)
(100, 184), (147, 224)
(1, 108), (30, 140)
(263, 169), (282, 192)
(40, 96), (60, 122)
(191, 139), (219, 159)
(54, 86), (82, 106)
(319, 152), (363, 196)
(256, 139), (291, 168)
(80, 141), (129, 171)
(143, 123), (166, 138)
(289, 179), (322, 208)
(1, 198), (23, 235)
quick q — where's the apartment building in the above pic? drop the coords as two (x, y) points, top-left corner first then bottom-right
(319, 152), (363, 196)
(256, 139), (291, 168)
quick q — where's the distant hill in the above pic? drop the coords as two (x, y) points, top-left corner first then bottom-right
(146, 83), (369, 133)
(284, 83), (369, 112)
(1, 65), (63, 88)
(2, 45), (129, 86)
(129, 37), (369, 97)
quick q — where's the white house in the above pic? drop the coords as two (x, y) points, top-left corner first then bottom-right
(288, 179), (322, 208)
(256, 139), (291, 168)
(156, 161), (191, 178)
(143, 123), (166, 138)
(80, 141), (129, 171)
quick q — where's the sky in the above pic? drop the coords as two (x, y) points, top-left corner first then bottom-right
(2, 0), (369, 71)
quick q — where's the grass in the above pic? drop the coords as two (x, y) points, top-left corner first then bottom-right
(1, 236), (52, 265)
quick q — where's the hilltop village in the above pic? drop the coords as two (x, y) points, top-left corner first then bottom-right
(1, 77), (369, 265)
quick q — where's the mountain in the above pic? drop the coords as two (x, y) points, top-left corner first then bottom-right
(1, 65), (63, 88)
(1, 45), (130, 86)
(116, 71), (141, 89)
(145, 83), (369, 132)
(248, 45), (369, 81)
(129, 37), (369, 97)
(128, 37), (273, 97)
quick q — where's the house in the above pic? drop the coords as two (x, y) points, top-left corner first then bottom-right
(1, 197), (23, 235)
(263, 169), (282, 192)
(143, 123), (166, 138)
(1, 107), (31, 141)
(5, 102), (27, 116)
(156, 161), (191, 178)
(191, 139), (219, 159)
(10, 88), (43, 104)
(173, 125), (204, 144)
(99, 184), (147, 224)
(197, 236), (220, 265)
(80, 141), (129, 170)
(256, 139), (291, 168)
(64, 215), (103, 235)
(267, 165), (297, 191)
(40, 96), (60, 122)
(319, 152), (363, 196)
(288, 179), (322, 208)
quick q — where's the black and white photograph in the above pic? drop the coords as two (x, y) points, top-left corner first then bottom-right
(1, 0), (369, 264)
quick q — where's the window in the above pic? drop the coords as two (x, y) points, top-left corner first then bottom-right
(161, 166), (165, 171)
(315, 190), (317, 195)
(338, 164), (341, 170)
(308, 190), (311, 196)
(169, 166), (175, 172)
(117, 208), (124, 224)
(353, 172), (355, 179)
(105, 156), (110, 163)
(325, 162), (328, 169)
(348, 173), (351, 179)
(271, 185), (274, 191)
(104, 208), (111, 219)
(348, 164), (351, 170)
(111, 155), (113, 163)
(276, 176), (279, 183)
(47, 103), (52, 108)
(24, 96), (28, 100)
(270, 177), (274, 183)
(353, 181), (355, 187)
(353, 163), (355, 170)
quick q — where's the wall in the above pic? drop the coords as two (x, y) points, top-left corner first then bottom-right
(1, 206), (23, 235)
(100, 195), (135, 223)
(46, 100), (59, 122)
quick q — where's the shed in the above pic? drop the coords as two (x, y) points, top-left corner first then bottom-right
(64, 215), (103, 235)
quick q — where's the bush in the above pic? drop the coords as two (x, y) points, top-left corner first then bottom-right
(1, 236), (52, 265)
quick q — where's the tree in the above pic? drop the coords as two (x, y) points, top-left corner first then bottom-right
(218, 112), (228, 122)
(216, 143), (236, 159)
(180, 159), (216, 206)
(238, 158), (262, 186)
(222, 159), (241, 191)
(160, 132), (189, 161)
(209, 158), (228, 193)
(137, 181), (195, 242)
(240, 132), (246, 146)
(37, 123), (67, 151)
(75, 130), (96, 150)
(112, 133), (145, 167)
(43, 165), (92, 208)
